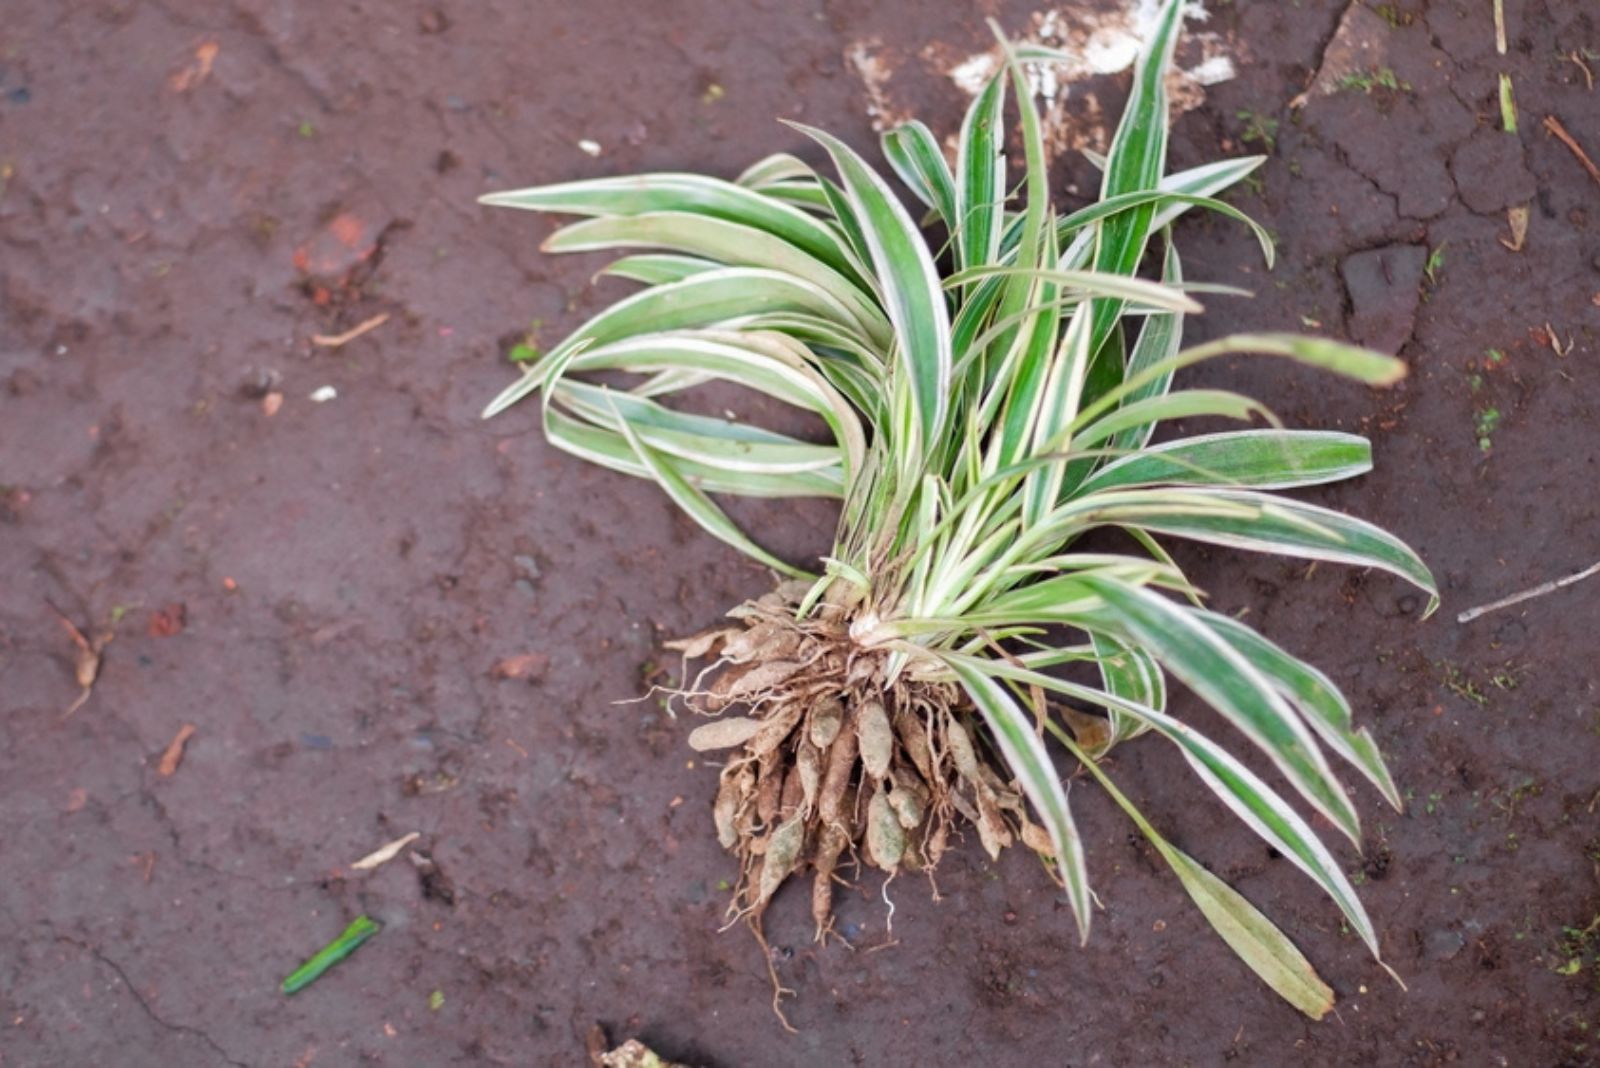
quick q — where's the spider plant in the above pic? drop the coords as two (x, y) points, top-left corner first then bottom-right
(476, 0), (1435, 1020)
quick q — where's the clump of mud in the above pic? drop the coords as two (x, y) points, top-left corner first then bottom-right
(669, 582), (1059, 943)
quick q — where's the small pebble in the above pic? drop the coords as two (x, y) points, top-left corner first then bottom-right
(309, 385), (337, 403)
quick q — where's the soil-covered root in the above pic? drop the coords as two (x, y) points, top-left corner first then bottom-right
(668, 582), (1060, 943)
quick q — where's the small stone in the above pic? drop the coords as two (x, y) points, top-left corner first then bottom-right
(1424, 927), (1465, 961)
(1493, 618), (1526, 645)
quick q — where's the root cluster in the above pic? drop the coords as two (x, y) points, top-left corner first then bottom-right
(669, 581), (1058, 942)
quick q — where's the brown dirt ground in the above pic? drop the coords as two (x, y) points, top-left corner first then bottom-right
(3, 1), (1599, 1064)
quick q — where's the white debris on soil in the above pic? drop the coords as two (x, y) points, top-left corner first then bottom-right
(852, 3), (1241, 159)
(309, 385), (338, 403)
(846, 38), (912, 132)
(577, 138), (602, 157)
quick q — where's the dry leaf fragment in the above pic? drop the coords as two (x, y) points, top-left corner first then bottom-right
(595, 1038), (690, 1068)
(351, 831), (420, 871)
(48, 599), (111, 719)
(157, 723), (197, 777)
(169, 41), (219, 92)
(311, 312), (390, 349)
(974, 784), (1015, 860)
(490, 651), (549, 681)
(1499, 204), (1529, 251)
(147, 602), (187, 638)
(1020, 818), (1055, 857)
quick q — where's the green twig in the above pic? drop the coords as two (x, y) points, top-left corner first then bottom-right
(281, 915), (381, 995)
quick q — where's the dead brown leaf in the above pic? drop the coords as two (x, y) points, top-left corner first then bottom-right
(169, 41), (219, 92)
(147, 602), (187, 638)
(1499, 205), (1529, 252)
(490, 651), (549, 681)
(47, 599), (111, 719)
(157, 723), (198, 777)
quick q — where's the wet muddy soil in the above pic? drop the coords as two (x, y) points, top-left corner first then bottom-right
(3, 1), (1599, 1064)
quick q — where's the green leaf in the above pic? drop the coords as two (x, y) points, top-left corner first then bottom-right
(1048, 720), (1336, 1020)
(1090, 632), (1162, 749)
(961, 651), (1384, 961)
(941, 266), (1202, 313)
(882, 120), (958, 229)
(605, 392), (812, 579)
(735, 153), (817, 188)
(480, 172), (865, 284)
(1109, 238), (1185, 453)
(955, 73), (1006, 275)
(1198, 611), (1402, 810)
(543, 213), (891, 345)
(946, 656), (1093, 941)
(1155, 843), (1336, 1019)
(1073, 389), (1272, 450)
(1071, 333), (1408, 440)
(1070, 574), (1363, 846)
(600, 253), (720, 285)
(789, 122), (954, 456)
(482, 269), (871, 418)
(1081, 431), (1373, 493)
(1113, 487), (1438, 613)
(1088, 0), (1186, 356)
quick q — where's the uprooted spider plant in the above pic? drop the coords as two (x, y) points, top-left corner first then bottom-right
(477, 0), (1435, 1022)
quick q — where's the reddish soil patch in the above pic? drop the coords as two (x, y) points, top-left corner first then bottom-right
(3, 1), (1598, 1064)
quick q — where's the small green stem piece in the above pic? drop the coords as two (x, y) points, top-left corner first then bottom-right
(281, 915), (381, 995)
(1498, 74), (1518, 134)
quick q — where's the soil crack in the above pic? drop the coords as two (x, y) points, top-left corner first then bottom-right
(60, 935), (250, 1068)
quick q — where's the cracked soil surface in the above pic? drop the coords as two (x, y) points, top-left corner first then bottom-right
(3, 1), (1599, 1064)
